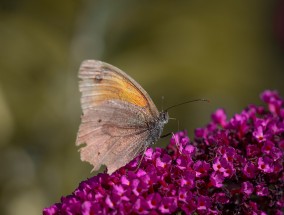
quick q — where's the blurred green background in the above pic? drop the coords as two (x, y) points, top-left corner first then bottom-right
(1, 0), (284, 214)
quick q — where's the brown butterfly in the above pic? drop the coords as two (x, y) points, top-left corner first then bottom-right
(76, 60), (169, 174)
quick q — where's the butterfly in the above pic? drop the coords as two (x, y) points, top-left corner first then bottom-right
(76, 60), (169, 174)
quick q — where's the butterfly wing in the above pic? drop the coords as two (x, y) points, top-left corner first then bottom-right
(78, 60), (159, 117)
(76, 60), (159, 174)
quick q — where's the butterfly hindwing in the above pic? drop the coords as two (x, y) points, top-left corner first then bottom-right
(76, 100), (151, 173)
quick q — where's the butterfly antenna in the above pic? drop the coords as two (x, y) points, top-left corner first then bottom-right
(165, 99), (210, 112)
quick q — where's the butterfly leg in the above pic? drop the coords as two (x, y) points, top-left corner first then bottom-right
(134, 146), (148, 173)
(172, 132), (182, 154)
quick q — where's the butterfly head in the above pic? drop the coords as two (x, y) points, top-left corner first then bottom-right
(159, 111), (169, 124)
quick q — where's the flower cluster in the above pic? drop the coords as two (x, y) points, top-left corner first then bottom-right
(43, 90), (284, 214)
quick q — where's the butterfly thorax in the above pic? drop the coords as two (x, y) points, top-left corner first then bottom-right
(147, 111), (169, 144)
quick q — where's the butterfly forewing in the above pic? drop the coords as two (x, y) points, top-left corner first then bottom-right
(76, 60), (159, 174)
(79, 60), (158, 117)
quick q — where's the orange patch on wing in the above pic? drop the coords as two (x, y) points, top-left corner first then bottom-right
(93, 72), (148, 108)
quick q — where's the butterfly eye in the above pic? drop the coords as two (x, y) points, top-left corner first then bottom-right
(159, 111), (169, 123)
